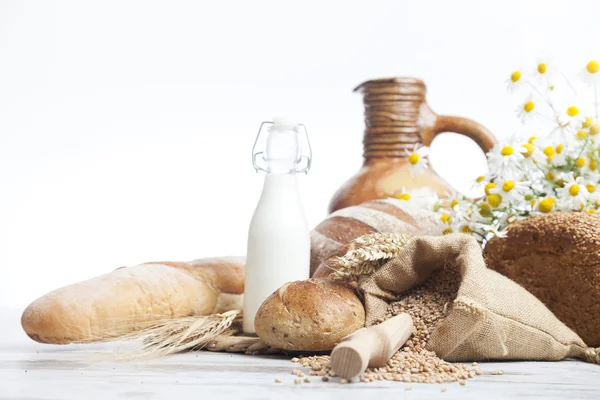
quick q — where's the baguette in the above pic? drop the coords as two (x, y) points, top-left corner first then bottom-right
(21, 257), (244, 344)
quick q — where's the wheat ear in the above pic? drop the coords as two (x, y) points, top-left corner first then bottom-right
(327, 233), (411, 280)
(116, 310), (241, 359)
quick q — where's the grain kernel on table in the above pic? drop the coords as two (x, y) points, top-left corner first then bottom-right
(275, 378), (281, 383)
(290, 269), (481, 385)
(303, 378), (310, 383)
(294, 379), (302, 385)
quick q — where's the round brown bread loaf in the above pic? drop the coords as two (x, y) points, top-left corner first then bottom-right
(485, 212), (600, 346)
(310, 198), (439, 276)
(254, 278), (365, 351)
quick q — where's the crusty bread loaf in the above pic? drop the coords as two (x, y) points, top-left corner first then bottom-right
(485, 213), (600, 347)
(310, 198), (439, 276)
(254, 278), (365, 351)
(21, 257), (244, 344)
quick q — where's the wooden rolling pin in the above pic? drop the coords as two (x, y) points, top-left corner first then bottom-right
(330, 313), (414, 380)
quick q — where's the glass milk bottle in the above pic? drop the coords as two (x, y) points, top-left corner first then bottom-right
(242, 118), (312, 333)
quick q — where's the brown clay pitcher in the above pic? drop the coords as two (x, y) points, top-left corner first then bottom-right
(328, 77), (498, 213)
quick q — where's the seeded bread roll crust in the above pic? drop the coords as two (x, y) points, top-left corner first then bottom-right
(484, 212), (600, 346)
(254, 278), (365, 351)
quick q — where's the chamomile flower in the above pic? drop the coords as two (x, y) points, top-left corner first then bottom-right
(506, 70), (524, 93)
(534, 58), (554, 87)
(516, 96), (537, 123)
(487, 139), (526, 177)
(579, 60), (600, 86)
(395, 187), (411, 201)
(586, 159), (600, 175)
(556, 173), (589, 211)
(551, 142), (568, 167)
(405, 143), (429, 176)
(488, 175), (530, 206)
(535, 197), (557, 214)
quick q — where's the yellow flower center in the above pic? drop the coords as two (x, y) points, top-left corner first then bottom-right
(528, 136), (537, 143)
(502, 180), (515, 192)
(588, 209), (595, 215)
(543, 146), (555, 160)
(484, 182), (496, 195)
(531, 199), (536, 207)
(451, 199), (458, 208)
(583, 117), (594, 128)
(440, 214), (451, 224)
(521, 143), (534, 157)
(488, 194), (503, 208)
(442, 228), (453, 235)
(523, 101), (535, 113)
(567, 106), (579, 117)
(461, 225), (472, 234)
(501, 146), (514, 156)
(586, 60), (599, 74)
(590, 160), (597, 171)
(408, 153), (419, 165)
(511, 71), (521, 82)
(577, 131), (588, 139)
(397, 193), (411, 201)
(575, 157), (586, 167)
(556, 144), (564, 154)
(476, 175), (485, 183)
(569, 184), (580, 196)
(590, 124), (600, 135)
(537, 63), (547, 74)
(479, 203), (492, 217)
(539, 198), (554, 213)
(557, 179), (566, 187)
(586, 184), (596, 193)
(546, 172), (555, 180)
(525, 194), (534, 201)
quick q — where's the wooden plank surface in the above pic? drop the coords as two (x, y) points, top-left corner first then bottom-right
(1, 308), (599, 400)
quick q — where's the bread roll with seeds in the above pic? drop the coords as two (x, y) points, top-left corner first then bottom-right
(310, 198), (439, 277)
(254, 278), (365, 351)
(484, 213), (600, 346)
(21, 257), (244, 344)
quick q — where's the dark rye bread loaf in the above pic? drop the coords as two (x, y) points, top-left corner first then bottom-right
(485, 212), (600, 347)
(310, 198), (439, 276)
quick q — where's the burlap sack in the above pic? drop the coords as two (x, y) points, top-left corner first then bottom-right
(358, 233), (600, 364)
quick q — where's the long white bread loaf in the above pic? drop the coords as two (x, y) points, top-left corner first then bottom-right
(21, 257), (244, 344)
(310, 199), (439, 276)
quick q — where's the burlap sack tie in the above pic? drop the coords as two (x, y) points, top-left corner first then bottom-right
(358, 233), (600, 364)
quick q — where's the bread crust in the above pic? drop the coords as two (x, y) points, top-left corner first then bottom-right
(254, 278), (365, 351)
(485, 213), (600, 346)
(21, 257), (245, 344)
(310, 199), (435, 276)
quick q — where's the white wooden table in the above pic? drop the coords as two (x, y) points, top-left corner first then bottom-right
(1, 308), (598, 400)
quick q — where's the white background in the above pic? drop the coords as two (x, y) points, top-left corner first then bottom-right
(1, 0), (599, 308)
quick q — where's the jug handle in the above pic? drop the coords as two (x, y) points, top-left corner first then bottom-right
(419, 104), (497, 154)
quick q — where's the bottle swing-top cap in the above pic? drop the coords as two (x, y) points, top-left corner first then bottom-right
(252, 117), (312, 174)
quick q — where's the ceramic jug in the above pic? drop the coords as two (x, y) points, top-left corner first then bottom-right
(328, 77), (497, 213)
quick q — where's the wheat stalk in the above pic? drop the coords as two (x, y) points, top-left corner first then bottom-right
(115, 310), (241, 359)
(327, 233), (411, 280)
